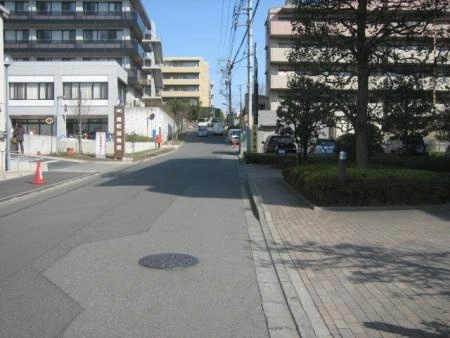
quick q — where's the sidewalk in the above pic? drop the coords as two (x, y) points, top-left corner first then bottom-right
(245, 163), (450, 338)
(0, 158), (131, 203)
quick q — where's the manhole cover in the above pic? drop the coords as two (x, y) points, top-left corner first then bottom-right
(138, 253), (198, 270)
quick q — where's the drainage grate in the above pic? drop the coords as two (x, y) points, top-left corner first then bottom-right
(138, 253), (198, 270)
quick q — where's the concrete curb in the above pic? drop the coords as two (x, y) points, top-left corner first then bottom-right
(0, 173), (99, 204)
(242, 182), (300, 338)
(246, 177), (321, 338)
(239, 161), (327, 337)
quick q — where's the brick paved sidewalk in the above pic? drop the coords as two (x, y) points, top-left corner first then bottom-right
(246, 164), (450, 338)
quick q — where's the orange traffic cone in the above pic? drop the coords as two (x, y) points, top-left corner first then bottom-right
(33, 160), (45, 185)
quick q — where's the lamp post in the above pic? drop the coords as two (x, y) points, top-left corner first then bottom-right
(4, 55), (11, 171)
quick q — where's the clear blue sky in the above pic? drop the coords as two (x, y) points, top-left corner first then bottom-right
(144, 0), (285, 113)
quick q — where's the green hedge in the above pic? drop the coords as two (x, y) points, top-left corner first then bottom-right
(370, 154), (450, 172)
(245, 152), (450, 172)
(243, 152), (298, 167)
(283, 165), (450, 206)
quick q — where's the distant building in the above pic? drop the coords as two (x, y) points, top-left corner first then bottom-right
(161, 57), (211, 108)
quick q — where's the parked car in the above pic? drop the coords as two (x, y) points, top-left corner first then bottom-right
(262, 135), (296, 153)
(197, 126), (208, 137)
(308, 138), (337, 156)
(382, 135), (426, 155)
(227, 128), (241, 144)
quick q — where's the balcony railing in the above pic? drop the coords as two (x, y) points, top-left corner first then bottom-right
(127, 68), (149, 86)
(5, 39), (141, 55)
(7, 10), (147, 34)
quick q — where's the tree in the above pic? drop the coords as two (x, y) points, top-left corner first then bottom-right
(276, 75), (334, 161)
(163, 99), (188, 141)
(68, 94), (91, 154)
(288, 0), (448, 168)
(381, 75), (435, 138)
(433, 105), (450, 142)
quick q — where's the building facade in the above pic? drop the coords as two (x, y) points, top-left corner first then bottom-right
(161, 57), (211, 108)
(265, 3), (449, 142)
(8, 61), (127, 137)
(2, 0), (164, 137)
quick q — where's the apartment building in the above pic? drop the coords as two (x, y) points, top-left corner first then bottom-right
(2, 0), (164, 136)
(0, 4), (8, 140)
(265, 4), (449, 140)
(161, 57), (211, 108)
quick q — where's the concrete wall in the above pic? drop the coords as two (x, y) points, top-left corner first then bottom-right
(14, 134), (159, 156)
(125, 107), (176, 141)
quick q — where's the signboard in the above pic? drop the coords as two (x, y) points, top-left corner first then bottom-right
(45, 117), (54, 124)
(114, 105), (125, 159)
(95, 132), (106, 159)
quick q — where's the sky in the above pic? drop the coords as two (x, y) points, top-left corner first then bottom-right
(144, 0), (285, 113)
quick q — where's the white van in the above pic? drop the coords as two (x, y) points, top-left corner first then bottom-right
(198, 118), (209, 127)
(213, 121), (224, 135)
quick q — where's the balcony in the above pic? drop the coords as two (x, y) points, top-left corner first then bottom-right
(160, 90), (200, 98)
(143, 31), (163, 62)
(270, 74), (289, 90)
(5, 40), (143, 61)
(127, 68), (149, 88)
(269, 21), (294, 37)
(270, 48), (291, 63)
(7, 10), (148, 37)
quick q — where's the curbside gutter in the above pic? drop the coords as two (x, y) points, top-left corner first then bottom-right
(239, 160), (323, 338)
(245, 177), (319, 338)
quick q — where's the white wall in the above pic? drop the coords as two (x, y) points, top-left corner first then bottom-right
(125, 107), (176, 141)
(16, 134), (160, 156)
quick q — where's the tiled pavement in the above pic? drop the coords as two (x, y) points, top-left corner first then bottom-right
(245, 164), (450, 338)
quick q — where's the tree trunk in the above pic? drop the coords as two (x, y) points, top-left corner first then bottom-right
(78, 118), (83, 154)
(355, 0), (369, 169)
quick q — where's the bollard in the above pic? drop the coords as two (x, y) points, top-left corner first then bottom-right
(338, 150), (348, 182)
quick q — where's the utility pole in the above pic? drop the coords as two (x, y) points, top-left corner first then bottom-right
(246, 0), (253, 153)
(226, 61), (232, 122)
(228, 63), (232, 119)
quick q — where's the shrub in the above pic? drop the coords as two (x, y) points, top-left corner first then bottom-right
(244, 152), (298, 167)
(370, 154), (450, 172)
(282, 164), (450, 206)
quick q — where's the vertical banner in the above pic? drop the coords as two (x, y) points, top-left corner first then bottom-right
(95, 132), (106, 159)
(114, 105), (125, 159)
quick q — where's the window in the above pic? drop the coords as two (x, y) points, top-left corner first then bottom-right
(5, 1), (27, 12)
(36, 30), (75, 41)
(83, 30), (121, 41)
(36, 2), (53, 13)
(4, 30), (29, 41)
(10, 83), (54, 100)
(36, 30), (52, 42)
(63, 82), (108, 100)
(83, 2), (122, 13)
(62, 2), (76, 12)
(83, 2), (98, 13)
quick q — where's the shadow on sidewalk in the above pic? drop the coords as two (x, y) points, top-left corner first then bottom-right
(250, 239), (450, 296)
(364, 320), (449, 338)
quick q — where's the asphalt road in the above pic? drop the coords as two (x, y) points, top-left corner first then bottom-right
(0, 132), (269, 337)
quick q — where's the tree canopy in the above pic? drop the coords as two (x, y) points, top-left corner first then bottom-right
(288, 0), (449, 167)
(276, 75), (334, 159)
